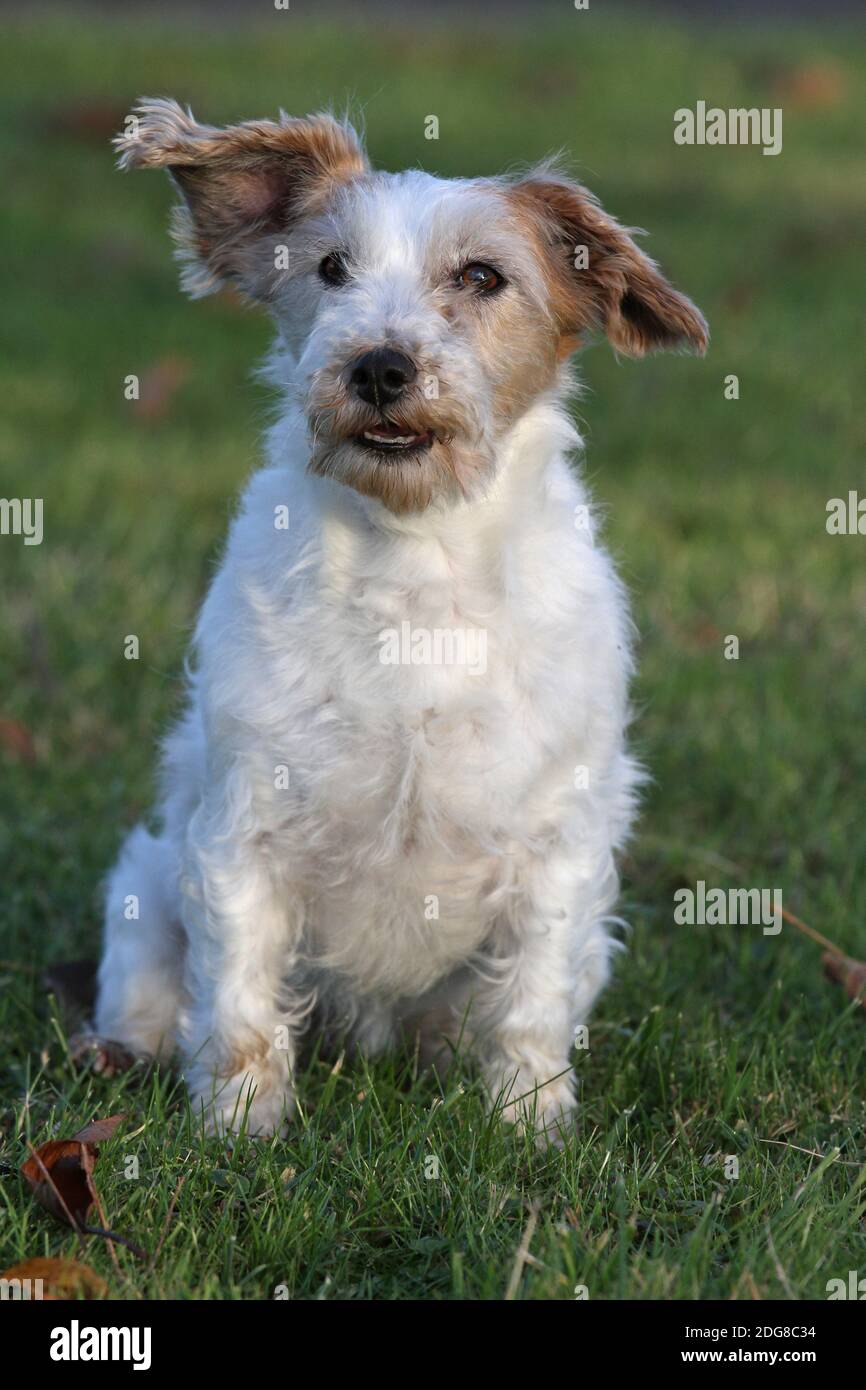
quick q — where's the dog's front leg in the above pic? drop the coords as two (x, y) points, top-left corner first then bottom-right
(479, 851), (615, 1144)
(180, 801), (302, 1137)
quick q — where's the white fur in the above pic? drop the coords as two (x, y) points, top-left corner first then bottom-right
(96, 160), (642, 1140)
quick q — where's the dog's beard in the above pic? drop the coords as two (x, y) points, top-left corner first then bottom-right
(306, 385), (492, 514)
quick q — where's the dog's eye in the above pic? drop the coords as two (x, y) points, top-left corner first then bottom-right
(319, 253), (349, 286)
(458, 262), (504, 294)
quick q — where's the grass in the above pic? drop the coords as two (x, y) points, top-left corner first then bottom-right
(1, 5), (865, 1300)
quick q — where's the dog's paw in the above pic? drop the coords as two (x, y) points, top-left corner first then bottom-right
(192, 1067), (295, 1139)
(492, 1070), (577, 1148)
(69, 1032), (142, 1078)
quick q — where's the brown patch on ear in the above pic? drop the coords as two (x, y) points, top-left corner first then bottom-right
(509, 173), (708, 358)
(115, 97), (369, 298)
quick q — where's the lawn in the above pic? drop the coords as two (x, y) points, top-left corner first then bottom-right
(1, 5), (865, 1300)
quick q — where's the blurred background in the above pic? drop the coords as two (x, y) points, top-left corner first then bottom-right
(1, 0), (865, 1261)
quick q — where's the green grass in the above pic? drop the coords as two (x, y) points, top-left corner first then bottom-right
(1, 7), (865, 1300)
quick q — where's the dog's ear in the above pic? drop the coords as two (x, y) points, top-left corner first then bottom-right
(115, 98), (369, 299)
(509, 172), (708, 357)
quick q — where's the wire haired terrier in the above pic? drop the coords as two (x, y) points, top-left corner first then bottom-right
(96, 99), (707, 1140)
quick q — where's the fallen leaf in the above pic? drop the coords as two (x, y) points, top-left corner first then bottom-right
(689, 619), (721, 650)
(21, 1114), (124, 1230)
(822, 952), (866, 1011)
(70, 1116), (127, 1146)
(0, 1256), (108, 1300)
(774, 63), (847, 111)
(0, 717), (36, 763)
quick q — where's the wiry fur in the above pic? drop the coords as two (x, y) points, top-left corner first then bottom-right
(96, 100), (706, 1139)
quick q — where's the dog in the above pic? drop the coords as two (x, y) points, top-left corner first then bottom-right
(95, 99), (707, 1140)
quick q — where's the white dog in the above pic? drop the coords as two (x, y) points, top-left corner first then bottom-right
(95, 100), (707, 1139)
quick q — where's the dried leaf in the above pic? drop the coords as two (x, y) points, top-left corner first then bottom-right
(71, 1116), (126, 1146)
(774, 63), (847, 111)
(688, 619), (721, 650)
(21, 1114), (124, 1230)
(0, 717), (36, 763)
(0, 1256), (108, 1300)
(822, 952), (866, 1011)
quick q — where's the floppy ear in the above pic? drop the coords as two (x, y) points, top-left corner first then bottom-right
(510, 172), (708, 357)
(115, 98), (369, 299)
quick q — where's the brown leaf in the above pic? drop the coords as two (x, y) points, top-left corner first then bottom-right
(822, 952), (866, 1011)
(71, 1115), (126, 1146)
(21, 1114), (124, 1230)
(0, 1256), (108, 1300)
(0, 717), (36, 763)
(774, 63), (847, 111)
(689, 619), (721, 650)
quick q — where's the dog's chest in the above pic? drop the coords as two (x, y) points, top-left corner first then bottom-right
(289, 548), (567, 854)
(218, 483), (621, 888)
(274, 567), (556, 991)
(218, 472), (626, 995)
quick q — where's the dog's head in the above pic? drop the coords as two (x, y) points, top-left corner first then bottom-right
(117, 99), (707, 514)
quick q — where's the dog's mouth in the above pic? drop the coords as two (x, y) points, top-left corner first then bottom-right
(353, 421), (435, 455)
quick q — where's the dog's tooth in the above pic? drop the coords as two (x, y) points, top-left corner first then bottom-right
(360, 429), (428, 448)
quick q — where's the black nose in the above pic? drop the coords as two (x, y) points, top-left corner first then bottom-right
(350, 348), (417, 407)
